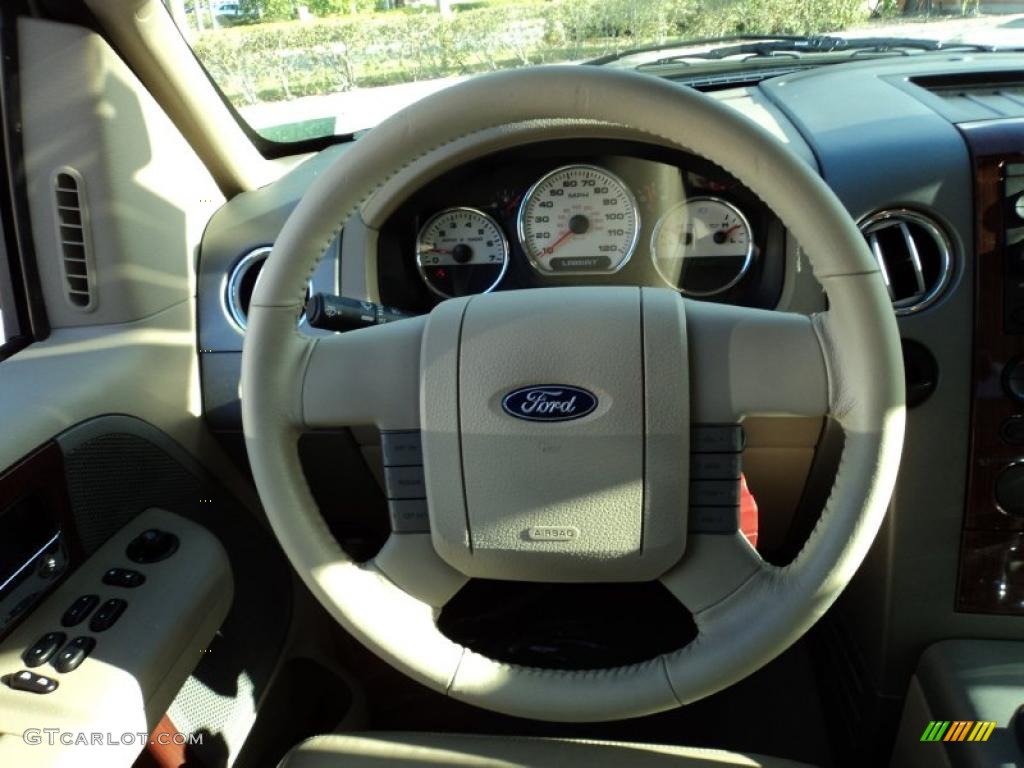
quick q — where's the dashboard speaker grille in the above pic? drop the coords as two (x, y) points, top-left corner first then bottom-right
(53, 168), (94, 310)
(858, 209), (953, 315)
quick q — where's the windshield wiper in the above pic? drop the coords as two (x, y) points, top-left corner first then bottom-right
(587, 35), (997, 68)
(585, 35), (812, 65)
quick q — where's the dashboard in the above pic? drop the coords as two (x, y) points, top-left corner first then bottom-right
(375, 140), (785, 311)
(191, 49), (1024, 747)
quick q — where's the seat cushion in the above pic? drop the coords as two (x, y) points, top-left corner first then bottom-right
(278, 732), (814, 767)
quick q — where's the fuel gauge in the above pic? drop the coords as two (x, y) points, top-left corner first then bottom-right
(651, 196), (754, 296)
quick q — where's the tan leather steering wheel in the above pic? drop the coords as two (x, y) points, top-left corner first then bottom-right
(241, 66), (905, 722)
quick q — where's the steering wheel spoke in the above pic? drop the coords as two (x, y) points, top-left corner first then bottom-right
(687, 301), (831, 423)
(302, 316), (426, 431)
(372, 532), (468, 608)
(659, 532), (766, 615)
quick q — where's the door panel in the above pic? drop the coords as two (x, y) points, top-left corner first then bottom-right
(0, 16), (290, 767)
(0, 417), (292, 767)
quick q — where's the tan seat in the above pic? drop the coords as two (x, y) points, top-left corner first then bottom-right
(278, 732), (814, 767)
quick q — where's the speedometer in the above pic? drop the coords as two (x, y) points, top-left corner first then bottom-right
(517, 164), (640, 275)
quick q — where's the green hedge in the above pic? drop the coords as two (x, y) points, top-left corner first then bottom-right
(192, 0), (867, 105)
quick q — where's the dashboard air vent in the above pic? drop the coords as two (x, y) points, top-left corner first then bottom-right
(225, 246), (312, 330)
(858, 209), (952, 316)
(53, 168), (93, 309)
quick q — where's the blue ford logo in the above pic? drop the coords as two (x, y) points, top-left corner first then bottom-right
(501, 385), (597, 422)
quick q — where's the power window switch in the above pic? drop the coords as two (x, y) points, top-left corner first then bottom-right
(6, 669), (58, 694)
(53, 636), (96, 673)
(23, 632), (66, 668)
(61, 594), (99, 627)
(89, 598), (127, 632)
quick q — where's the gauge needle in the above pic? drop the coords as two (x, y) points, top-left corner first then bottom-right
(721, 224), (742, 238)
(503, 193), (523, 216)
(422, 246), (451, 254)
(543, 229), (574, 255)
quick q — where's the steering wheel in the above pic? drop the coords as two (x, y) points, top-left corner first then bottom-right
(241, 66), (904, 722)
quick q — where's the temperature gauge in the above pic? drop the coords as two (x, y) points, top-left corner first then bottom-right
(416, 207), (509, 298)
(651, 196), (754, 296)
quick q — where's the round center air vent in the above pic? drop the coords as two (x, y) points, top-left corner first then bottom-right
(858, 209), (953, 316)
(225, 246), (311, 330)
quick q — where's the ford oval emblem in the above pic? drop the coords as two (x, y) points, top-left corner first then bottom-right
(501, 385), (597, 422)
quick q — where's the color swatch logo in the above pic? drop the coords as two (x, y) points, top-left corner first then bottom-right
(920, 721), (996, 742)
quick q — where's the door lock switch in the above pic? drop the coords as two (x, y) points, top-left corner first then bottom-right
(5, 670), (58, 694)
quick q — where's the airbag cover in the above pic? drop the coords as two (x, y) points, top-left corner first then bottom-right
(423, 287), (688, 581)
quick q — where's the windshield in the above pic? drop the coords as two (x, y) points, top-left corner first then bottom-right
(166, 1), (1024, 143)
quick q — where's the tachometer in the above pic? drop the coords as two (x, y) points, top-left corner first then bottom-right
(416, 207), (509, 298)
(651, 196), (753, 296)
(517, 164), (639, 275)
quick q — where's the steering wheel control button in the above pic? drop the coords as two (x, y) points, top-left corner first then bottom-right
(6, 669), (58, 694)
(61, 594), (99, 627)
(691, 425), (745, 453)
(995, 464), (1024, 517)
(384, 466), (427, 500)
(381, 433), (428, 529)
(23, 632), (66, 668)
(102, 567), (146, 588)
(691, 453), (742, 480)
(381, 431), (423, 467)
(690, 480), (741, 507)
(126, 529), (180, 563)
(388, 499), (430, 533)
(88, 598), (127, 632)
(52, 636), (96, 673)
(689, 506), (740, 534)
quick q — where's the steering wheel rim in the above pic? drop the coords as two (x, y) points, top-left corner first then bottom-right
(241, 66), (905, 722)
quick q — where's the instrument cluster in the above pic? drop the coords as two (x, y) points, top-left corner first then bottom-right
(378, 140), (783, 311)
